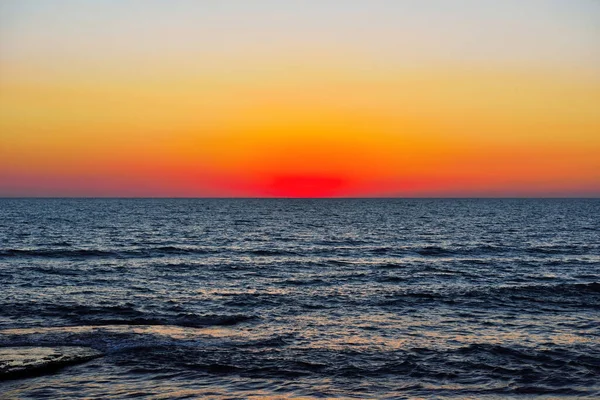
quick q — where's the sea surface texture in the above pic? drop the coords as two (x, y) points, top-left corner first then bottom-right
(0, 199), (599, 399)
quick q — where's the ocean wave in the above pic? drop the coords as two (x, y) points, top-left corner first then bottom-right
(0, 249), (119, 258)
(0, 246), (214, 259)
(415, 246), (456, 256)
(378, 282), (600, 307)
(0, 302), (257, 329)
(73, 314), (257, 328)
(1, 324), (597, 396)
(0, 346), (102, 381)
(151, 246), (212, 255)
(411, 244), (597, 257)
(491, 281), (600, 296)
(243, 249), (298, 256)
(3, 242), (594, 260)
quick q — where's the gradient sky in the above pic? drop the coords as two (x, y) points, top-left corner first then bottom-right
(1, 0), (599, 197)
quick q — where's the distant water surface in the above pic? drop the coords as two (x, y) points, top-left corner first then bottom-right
(0, 199), (599, 399)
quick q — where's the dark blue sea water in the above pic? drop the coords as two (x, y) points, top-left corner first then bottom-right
(0, 199), (599, 399)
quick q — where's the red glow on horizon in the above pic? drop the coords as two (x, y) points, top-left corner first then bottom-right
(262, 174), (348, 198)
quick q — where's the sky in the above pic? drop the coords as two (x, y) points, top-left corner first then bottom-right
(1, 0), (599, 197)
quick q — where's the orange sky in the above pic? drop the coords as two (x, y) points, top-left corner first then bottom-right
(1, 1), (599, 197)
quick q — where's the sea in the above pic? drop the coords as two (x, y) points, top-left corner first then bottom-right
(0, 198), (598, 399)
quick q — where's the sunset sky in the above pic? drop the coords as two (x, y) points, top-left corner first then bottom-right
(1, 0), (599, 197)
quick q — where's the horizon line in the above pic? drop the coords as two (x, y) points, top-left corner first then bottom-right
(1, 196), (599, 200)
